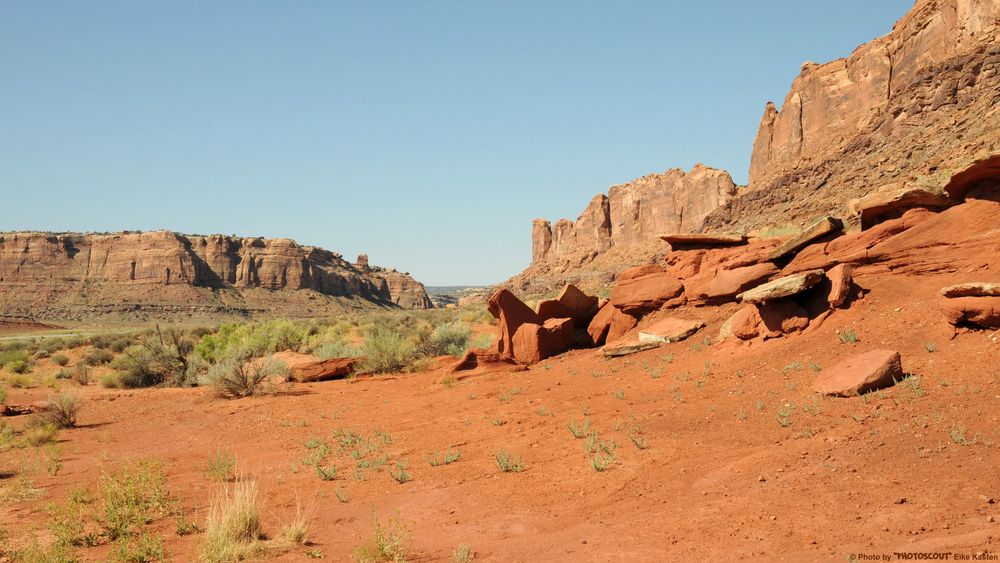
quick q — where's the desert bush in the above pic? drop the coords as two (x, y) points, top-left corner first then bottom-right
(205, 451), (237, 482)
(111, 327), (191, 388)
(6, 373), (33, 388)
(0, 383), (5, 404)
(425, 322), (471, 357)
(24, 419), (60, 447)
(7, 358), (31, 374)
(51, 353), (70, 367)
(359, 327), (417, 374)
(99, 372), (123, 389)
(353, 510), (411, 563)
(314, 340), (361, 360)
(208, 349), (288, 398)
(200, 478), (263, 563)
(73, 363), (91, 386)
(42, 391), (82, 429)
(84, 348), (114, 366)
(196, 320), (308, 363)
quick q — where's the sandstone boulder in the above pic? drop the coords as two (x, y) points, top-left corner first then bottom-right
(588, 302), (639, 346)
(610, 265), (684, 314)
(487, 288), (542, 357)
(721, 301), (809, 341)
(271, 351), (357, 382)
(556, 284), (600, 327)
(449, 348), (519, 373)
(638, 317), (705, 344)
(511, 317), (574, 364)
(768, 217), (843, 261)
(687, 262), (779, 303)
(941, 283), (1000, 298)
(536, 299), (572, 322)
(812, 350), (903, 397)
(737, 269), (825, 304)
(940, 296), (1000, 329)
(659, 233), (747, 247)
(603, 340), (660, 358)
(825, 264), (855, 308)
(848, 185), (952, 229)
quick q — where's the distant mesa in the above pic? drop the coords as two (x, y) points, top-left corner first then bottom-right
(0, 230), (432, 322)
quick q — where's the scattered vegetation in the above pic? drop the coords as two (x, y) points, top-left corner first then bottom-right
(41, 390), (82, 428)
(205, 451), (237, 482)
(838, 329), (858, 344)
(208, 349), (288, 398)
(426, 448), (461, 466)
(494, 449), (525, 473)
(353, 510), (411, 563)
(201, 478), (264, 562)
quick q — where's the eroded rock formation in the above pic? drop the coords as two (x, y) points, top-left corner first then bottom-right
(0, 231), (432, 321)
(706, 0), (1000, 232)
(531, 165), (737, 265)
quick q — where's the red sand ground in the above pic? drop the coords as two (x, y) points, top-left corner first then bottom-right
(2, 267), (999, 562)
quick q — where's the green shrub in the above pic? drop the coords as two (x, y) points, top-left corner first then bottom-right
(353, 511), (411, 563)
(24, 420), (60, 447)
(99, 372), (122, 389)
(42, 391), (82, 429)
(359, 327), (417, 374)
(6, 373), (33, 388)
(73, 363), (92, 386)
(426, 322), (472, 357)
(7, 359), (30, 374)
(84, 348), (114, 366)
(51, 353), (70, 367)
(196, 320), (308, 363)
(208, 349), (288, 398)
(111, 328), (190, 388)
(100, 460), (169, 541)
(315, 340), (361, 360)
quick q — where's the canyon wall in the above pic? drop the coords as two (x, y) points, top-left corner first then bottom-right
(531, 164), (737, 265)
(0, 231), (431, 321)
(707, 0), (1000, 231)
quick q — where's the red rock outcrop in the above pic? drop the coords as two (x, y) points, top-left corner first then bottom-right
(0, 231), (433, 321)
(705, 0), (1000, 234)
(532, 166), (736, 265)
(812, 350), (904, 397)
(748, 0), (1000, 189)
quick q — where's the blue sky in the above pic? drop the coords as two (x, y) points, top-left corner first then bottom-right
(1, 1), (913, 285)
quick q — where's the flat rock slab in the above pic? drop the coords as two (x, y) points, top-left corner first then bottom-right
(659, 233), (747, 247)
(603, 340), (660, 358)
(940, 296), (1000, 329)
(812, 350), (903, 397)
(737, 269), (825, 304)
(272, 351), (357, 382)
(941, 282), (1000, 298)
(638, 317), (705, 343)
(848, 186), (953, 228)
(768, 216), (843, 260)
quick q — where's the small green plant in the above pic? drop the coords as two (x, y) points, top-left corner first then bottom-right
(389, 460), (410, 484)
(737, 407), (747, 421)
(838, 329), (858, 344)
(627, 430), (647, 450)
(100, 459), (170, 542)
(924, 341), (937, 353)
(24, 420), (60, 447)
(613, 389), (625, 400)
(493, 449), (524, 473)
(353, 510), (411, 563)
(808, 361), (822, 372)
(426, 448), (461, 467)
(567, 418), (591, 438)
(51, 353), (70, 367)
(440, 375), (459, 388)
(948, 423), (975, 446)
(8, 359), (31, 374)
(205, 451), (237, 482)
(775, 403), (795, 428)
(490, 415), (506, 427)
(0, 382), (6, 404)
(335, 489), (349, 503)
(305, 548), (324, 558)
(498, 386), (522, 404)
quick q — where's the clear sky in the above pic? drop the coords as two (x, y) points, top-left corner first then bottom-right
(1, 1), (913, 286)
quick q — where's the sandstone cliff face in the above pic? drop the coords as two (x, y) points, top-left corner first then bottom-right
(747, 0), (1000, 190)
(707, 0), (1000, 233)
(0, 231), (433, 320)
(532, 165), (736, 264)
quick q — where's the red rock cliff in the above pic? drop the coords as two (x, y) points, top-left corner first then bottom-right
(0, 231), (433, 320)
(532, 164), (736, 265)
